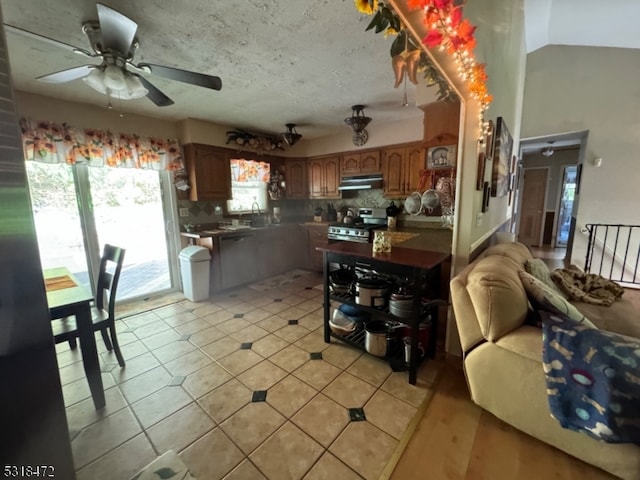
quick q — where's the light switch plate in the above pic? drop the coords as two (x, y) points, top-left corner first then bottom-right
(179, 207), (189, 217)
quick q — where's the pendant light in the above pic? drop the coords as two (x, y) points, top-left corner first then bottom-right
(281, 123), (302, 146)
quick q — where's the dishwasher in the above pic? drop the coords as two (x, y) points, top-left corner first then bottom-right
(219, 232), (258, 290)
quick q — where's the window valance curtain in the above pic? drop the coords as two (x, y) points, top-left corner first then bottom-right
(230, 158), (270, 183)
(20, 118), (184, 171)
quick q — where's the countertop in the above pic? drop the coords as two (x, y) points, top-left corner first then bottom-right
(316, 241), (450, 270)
(180, 223), (301, 239)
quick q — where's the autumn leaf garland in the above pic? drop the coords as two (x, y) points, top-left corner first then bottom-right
(354, 0), (492, 111)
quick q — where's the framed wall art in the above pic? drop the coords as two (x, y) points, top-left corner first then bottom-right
(491, 116), (513, 197)
(427, 144), (457, 169)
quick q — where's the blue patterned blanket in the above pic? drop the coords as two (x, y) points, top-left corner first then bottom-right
(541, 311), (640, 444)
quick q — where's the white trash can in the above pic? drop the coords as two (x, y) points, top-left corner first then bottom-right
(179, 246), (211, 302)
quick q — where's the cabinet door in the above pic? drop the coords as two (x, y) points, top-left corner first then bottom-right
(306, 226), (327, 272)
(308, 158), (325, 198)
(323, 156), (340, 198)
(184, 144), (231, 201)
(405, 146), (426, 194)
(382, 147), (405, 197)
(340, 153), (361, 175)
(286, 159), (307, 199)
(359, 151), (381, 174)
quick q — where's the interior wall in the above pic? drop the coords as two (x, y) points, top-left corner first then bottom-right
(460, 0), (527, 258)
(15, 91), (180, 139)
(521, 45), (640, 265)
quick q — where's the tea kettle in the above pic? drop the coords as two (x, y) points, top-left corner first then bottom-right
(343, 208), (355, 224)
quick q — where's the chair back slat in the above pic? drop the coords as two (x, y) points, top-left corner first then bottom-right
(95, 244), (126, 315)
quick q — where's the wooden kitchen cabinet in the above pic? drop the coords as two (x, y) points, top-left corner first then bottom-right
(304, 224), (328, 272)
(340, 150), (381, 175)
(183, 144), (231, 201)
(308, 155), (340, 199)
(422, 100), (461, 145)
(285, 159), (307, 199)
(381, 144), (425, 197)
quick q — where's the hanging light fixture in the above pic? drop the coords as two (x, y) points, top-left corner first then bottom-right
(344, 105), (372, 146)
(281, 123), (302, 146)
(542, 141), (555, 157)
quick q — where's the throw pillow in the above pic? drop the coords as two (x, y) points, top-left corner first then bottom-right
(525, 258), (567, 299)
(519, 270), (596, 328)
(541, 311), (640, 444)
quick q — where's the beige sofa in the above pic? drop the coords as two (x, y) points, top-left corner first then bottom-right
(450, 242), (640, 480)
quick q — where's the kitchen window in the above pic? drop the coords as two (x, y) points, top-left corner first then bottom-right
(226, 158), (270, 213)
(227, 180), (268, 213)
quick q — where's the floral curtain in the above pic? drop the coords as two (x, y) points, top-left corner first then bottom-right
(20, 118), (184, 171)
(230, 158), (270, 183)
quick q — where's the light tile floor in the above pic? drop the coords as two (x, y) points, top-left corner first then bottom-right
(59, 270), (441, 480)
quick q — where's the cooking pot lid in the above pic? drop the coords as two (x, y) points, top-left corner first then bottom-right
(364, 320), (389, 334)
(357, 278), (391, 288)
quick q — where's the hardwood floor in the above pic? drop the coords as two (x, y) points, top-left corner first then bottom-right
(390, 362), (616, 480)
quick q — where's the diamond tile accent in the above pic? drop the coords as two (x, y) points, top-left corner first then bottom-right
(273, 298), (283, 302)
(188, 205), (201, 216)
(179, 334), (191, 341)
(310, 352), (323, 360)
(305, 287), (313, 290)
(240, 342), (253, 350)
(252, 390), (267, 402)
(288, 319), (298, 325)
(348, 408), (366, 422)
(167, 376), (186, 386)
(233, 313), (244, 318)
(202, 202), (215, 215)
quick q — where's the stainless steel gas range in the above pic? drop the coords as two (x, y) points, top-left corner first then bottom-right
(327, 208), (386, 243)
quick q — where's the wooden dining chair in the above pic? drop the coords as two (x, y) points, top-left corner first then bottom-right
(53, 244), (127, 367)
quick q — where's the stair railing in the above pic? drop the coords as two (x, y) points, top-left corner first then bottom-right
(584, 224), (640, 286)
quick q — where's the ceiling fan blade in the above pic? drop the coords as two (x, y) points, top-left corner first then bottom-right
(36, 65), (95, 84)
(135, 75), (174, 107)
(3, 24), (93, 57)
(96, 3), (137, 57)
(137, 63), (222, 91)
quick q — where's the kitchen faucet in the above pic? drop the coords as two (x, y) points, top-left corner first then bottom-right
(251, 201), (264, 226)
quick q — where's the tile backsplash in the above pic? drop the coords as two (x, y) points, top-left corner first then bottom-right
(177, 188), (445, 230)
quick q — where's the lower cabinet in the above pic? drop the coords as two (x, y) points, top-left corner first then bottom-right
(305, 225), (328, 272)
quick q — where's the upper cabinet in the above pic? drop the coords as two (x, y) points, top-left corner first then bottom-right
(183, 144), (231, 201)
(340, 150), (381, 175)
(308, 155), (340, 199)
(285, 158), (307, 199)
(381, 144), (426, 197)
(422, 101), (461, 146)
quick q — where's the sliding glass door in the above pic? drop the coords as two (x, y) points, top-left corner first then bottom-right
(26, 162), (178, 301)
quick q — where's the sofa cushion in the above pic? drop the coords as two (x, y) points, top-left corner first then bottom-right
(525, 258), (567, 298)
(519, 270), (596, 328)
(466, 256), (529, 341)
(541, 311), (640, 444)
(481, 242), (533, 267)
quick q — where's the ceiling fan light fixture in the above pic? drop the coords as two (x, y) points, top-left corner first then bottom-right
(103, 64), (126, 91)
(122, 74), (148, 99)
(83, 67), (107, 94)
(281, 123), (302, 146)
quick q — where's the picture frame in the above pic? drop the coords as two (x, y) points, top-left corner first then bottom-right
(482, 181), (491, 213)
(427, 144), (456, 169)
(476, 151), (486, 190)
(491, 117), (513, 197)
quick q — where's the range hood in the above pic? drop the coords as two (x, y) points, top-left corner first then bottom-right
(338, 173), (383, 191)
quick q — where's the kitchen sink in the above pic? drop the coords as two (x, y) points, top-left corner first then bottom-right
(218, 225), (252, 231)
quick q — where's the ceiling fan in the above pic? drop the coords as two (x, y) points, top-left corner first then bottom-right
(4, 3), (222, 107)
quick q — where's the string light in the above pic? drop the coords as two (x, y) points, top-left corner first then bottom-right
(412, 0), (493, 140)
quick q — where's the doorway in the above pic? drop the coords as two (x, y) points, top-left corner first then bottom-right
(518, 167), (548, 247)
(555, 165), (578, 247)
(26, 162), (179, 301)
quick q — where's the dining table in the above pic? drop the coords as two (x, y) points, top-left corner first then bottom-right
(44, 267), (105, 410)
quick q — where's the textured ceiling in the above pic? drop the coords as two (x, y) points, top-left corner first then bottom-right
(1, 0), (437, 140)
(524, 0), (640, 53)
